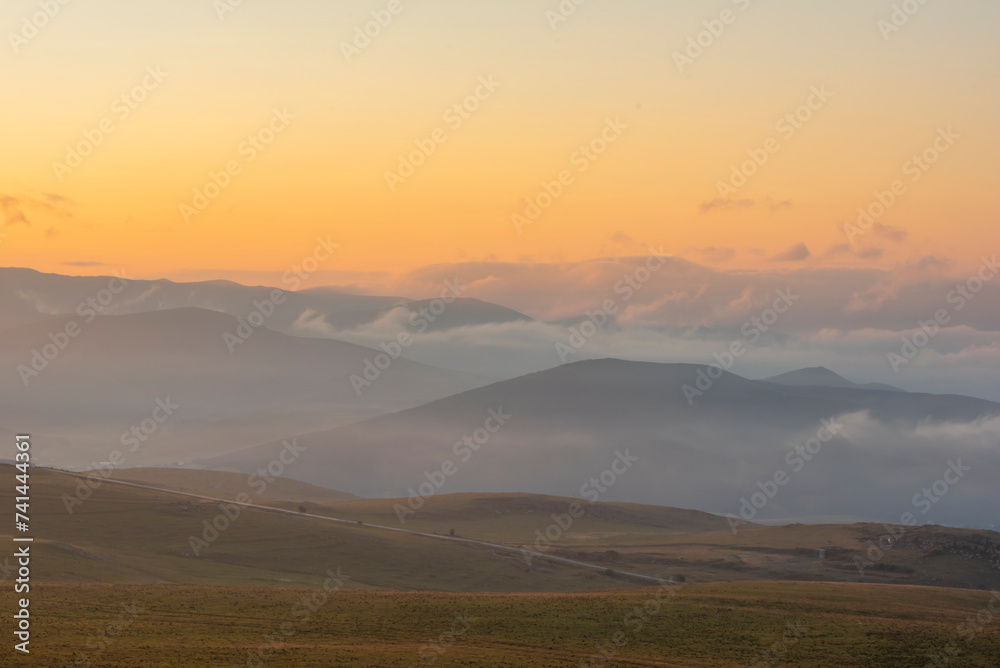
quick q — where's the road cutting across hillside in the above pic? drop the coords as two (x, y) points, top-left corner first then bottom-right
(51, 468), (680, 586)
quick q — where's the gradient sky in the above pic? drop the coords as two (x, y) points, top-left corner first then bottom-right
(2, 0), (998, 282)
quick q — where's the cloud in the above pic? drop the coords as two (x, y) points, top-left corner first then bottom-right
(699, 197), (791, 214)
(823, 244), (850, 257)
(699, 197), (756, 214)
(0, 196), (29, 226)
(873, 222), (908, 243)
(598, 231), (649, 256)
(610, 231), (633, 245)
(770, 243), (811, 262)
(0, 192), (75, 226)
(844, 255), (957, 312)
(822, 244), (883, 261)
(687, 246), (736, 263)
(299, 255), (997, 340)
(855, 247), (884, 260)
(911, 255), (954, 272)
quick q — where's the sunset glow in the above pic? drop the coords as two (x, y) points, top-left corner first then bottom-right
(3, 0), (997, 283)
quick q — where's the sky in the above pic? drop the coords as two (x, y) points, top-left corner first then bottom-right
(1, 0), (998, 284)
(1, 2), (998, 527)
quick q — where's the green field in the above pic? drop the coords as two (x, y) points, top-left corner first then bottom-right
(2, 581), (999, 666)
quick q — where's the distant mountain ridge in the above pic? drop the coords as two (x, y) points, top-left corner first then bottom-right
(763, 366), (904, 393)
(0, 266), (533, 335)
(199, 358), (1000, 529)
(0, 307), (488, 469)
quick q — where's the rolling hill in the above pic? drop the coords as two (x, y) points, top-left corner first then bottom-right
(0, 465), (627, 592)
(88, 467), (361, 504)
(6, 465), (997, 593)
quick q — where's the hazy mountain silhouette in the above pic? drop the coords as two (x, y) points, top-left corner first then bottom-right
(200, 359), (1000, 529)
(764, 366), (903, 393)
(0, 307), (487, 468)
(0, 267), (532, 334)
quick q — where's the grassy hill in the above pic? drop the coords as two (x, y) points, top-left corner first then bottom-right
(313, 492), (731, 539)
(299, 493), (1000, 591)
(86, 466), (360, 503)
(8, 464), (999, 593)
(0, 465), (629, 592)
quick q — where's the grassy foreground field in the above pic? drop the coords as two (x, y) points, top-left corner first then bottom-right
(2, 581), (999, 667)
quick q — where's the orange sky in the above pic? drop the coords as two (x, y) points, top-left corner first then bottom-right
(2, 0), (998, 282)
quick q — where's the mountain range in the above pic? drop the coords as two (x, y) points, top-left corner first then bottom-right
(200, 359), (1000, 529)
(2, 268), (998, 530)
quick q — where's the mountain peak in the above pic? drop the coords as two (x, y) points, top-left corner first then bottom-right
(764, 367), (903, 392)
